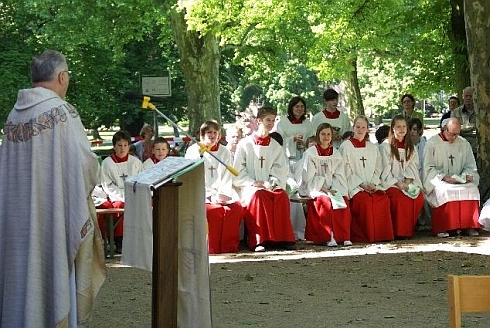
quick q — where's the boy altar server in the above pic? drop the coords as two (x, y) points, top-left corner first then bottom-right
(233, 106), (296, 252)
(185, 120), (243, 254)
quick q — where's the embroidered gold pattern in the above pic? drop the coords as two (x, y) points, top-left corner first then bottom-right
(4, 103), (79, 143)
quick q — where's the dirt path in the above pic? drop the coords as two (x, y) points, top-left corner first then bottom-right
(88, 231), (490, 327)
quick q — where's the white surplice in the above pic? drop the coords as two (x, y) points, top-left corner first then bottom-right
(311, 110), (352, 148)
(275, 117), (314, 160)
(379, 141), (422, 190)
(232, 135), (289, 205)
(299, 146), (348, 198)
(100, 154), (143, 202)
(338, 139), (383, 198)
(422, 134), (480, 207)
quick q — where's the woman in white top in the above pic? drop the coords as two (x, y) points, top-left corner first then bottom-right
(276, 96), (314, 164)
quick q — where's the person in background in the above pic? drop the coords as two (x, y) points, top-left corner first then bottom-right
(440, 96), (460, 127)
(400, 93), (424, 123)
(289, 136), (317, 241)
(99, 130), (143, 253)
(375, 124), (390, 145)
(451, 86), (477, 158)
(379, 115), (424, 239)
(134, 124), (155, 162)
(185, 120), (243, 254)
(143, 137), (171, 169)
(408, 117), (431, 231)
(300, 123), (352, 247)
(423, 117), (480, 238)
(339, 116), (393, 243)
(225, 124), (243, 160)
(275, 96), (314, 163)
(311, 88), (351, 148)
(233, 106), (296, 252)
(0, 50), (106, 327)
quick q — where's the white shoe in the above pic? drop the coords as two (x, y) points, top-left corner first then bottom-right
(326, 240), (338, 247)
(437, 232), (449, 238)
(343, 240), (353, 247)
(254, 245), (265, 252)
(468, 229), (479, 237)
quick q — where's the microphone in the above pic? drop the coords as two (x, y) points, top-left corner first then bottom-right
(124, 91), (167, 102)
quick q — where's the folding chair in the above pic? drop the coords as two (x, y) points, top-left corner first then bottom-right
(447, 274), (490, 328)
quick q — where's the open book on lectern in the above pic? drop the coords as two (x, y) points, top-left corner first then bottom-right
(121, 156), (205, 270)
(120, 156), (212, 328)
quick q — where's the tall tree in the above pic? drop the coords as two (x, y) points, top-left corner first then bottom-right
(464, 0), (490, 200)
(169, 7), (221, 135)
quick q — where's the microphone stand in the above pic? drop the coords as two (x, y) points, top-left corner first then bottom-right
(140, 97), (239, 176)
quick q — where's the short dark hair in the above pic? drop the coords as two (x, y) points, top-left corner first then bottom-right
(112, 130), (132, 146)
(400, 93), (415, 104)
(323, 89), (339, 101)
(199, 120), (221, 138)
(269, 131), (283, 146)
(449, 96), (460, 106)
(375, 125), (390, 144)
(31, 50), (67, 84)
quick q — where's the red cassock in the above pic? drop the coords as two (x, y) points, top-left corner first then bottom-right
(349, 190), (394, 243)
(431, 200), (480, 234)
(205, 202), (244, 254)
(97, 200), (124, 238)
(385, 187), (424, 238)
(305, 195), (351, 243)
(243, 189), (295, 249)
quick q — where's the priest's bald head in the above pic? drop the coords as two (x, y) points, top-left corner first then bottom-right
(443, 117), (461, 144)
(30, 50), (70, 98)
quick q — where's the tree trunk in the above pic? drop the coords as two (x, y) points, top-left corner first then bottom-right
(464, 0), (490, 201)
(449, 0), (471, 96)
(170, 9), (221, 136)
(345, 56), (365, 119)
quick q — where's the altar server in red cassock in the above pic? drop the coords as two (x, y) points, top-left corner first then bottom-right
(423, 117), (480, 237)
(299, 123), (352, 246)
(99, 130), (143, 252)
(339, 116), (393, 243)
(233, 106), (296, 252)
(185, 120), (244, 254)
(379, 115), (424, 239)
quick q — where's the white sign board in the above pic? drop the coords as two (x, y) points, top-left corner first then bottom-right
(142, 75), (171, 97)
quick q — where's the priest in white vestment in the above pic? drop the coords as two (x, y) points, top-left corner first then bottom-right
(0, 50), (105, 328)
(423, 117), (480, 237)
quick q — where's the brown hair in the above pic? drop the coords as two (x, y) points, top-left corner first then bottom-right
(387, 115), (414, 161)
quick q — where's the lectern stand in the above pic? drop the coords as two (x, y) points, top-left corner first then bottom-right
(121, 157), (211, 328)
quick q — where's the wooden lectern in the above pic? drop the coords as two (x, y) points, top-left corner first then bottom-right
(122, 157), (211, 328)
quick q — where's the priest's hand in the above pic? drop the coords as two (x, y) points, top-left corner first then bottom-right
(442, 175), (457, 184)
(466, 175), (474, 183)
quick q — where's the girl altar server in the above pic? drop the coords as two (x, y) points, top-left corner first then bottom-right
(339, 116), (393, 243)
(299, 123), (352, 247)
(379, 115), (424, 239)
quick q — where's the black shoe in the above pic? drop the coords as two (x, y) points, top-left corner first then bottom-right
(282, 242), (296, 250)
